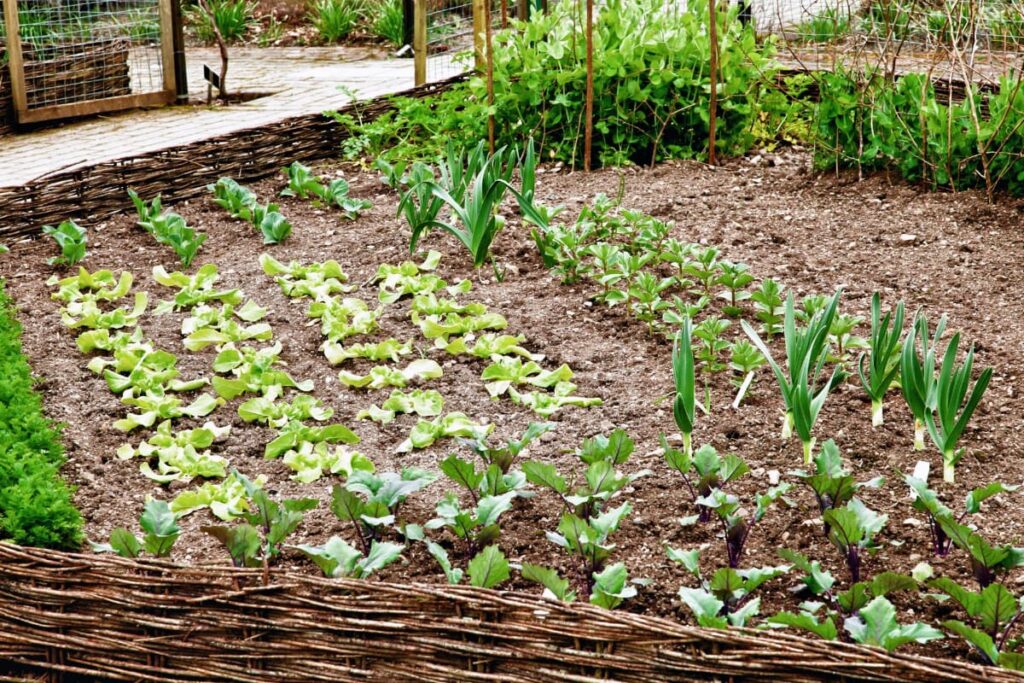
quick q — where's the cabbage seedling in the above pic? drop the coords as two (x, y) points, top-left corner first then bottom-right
(857, 293), (905, 427)
(900, 310), (946, 450)
(672, 318), (696, 458)
(791, 439), (883, 535)
(925, 332), (993, 483)
(742, 289), (842, 463)
(822, 498), (887, 583)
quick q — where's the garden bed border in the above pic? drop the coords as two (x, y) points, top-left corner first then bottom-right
(0, 543), (1019, 682)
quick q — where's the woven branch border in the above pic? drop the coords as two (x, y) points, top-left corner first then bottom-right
(0, 543), (1019, 683)
(0, 76), (462, 237)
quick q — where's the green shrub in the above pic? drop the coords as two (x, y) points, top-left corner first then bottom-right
(371, 0), (405, 47)
(813, 69), (1024, 196)
(0, 283), (83, 549)
(309, 0), (366, 43)
(186, 0), (256, 43)
(337, 0), (775, 167)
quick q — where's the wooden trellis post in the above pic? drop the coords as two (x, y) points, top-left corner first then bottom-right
(413, 0), (427, 86)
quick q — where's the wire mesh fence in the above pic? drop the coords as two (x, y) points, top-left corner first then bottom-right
(420, 0), (515, 83)
(1, 0), (171, 117)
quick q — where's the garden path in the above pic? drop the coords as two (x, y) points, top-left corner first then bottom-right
(0, 47), (452, 188)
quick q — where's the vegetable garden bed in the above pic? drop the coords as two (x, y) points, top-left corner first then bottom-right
(3, 150), (1024, 678)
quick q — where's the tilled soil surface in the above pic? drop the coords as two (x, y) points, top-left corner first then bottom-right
(4, 151), (1024, 663)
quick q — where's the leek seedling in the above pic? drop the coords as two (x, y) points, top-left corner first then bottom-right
(926, 333), (993, 484)
(673, 317), (697, 458)
(742, 290), (842, 463)
(857, 293), (905, 427)
(900, 311), (947, 451)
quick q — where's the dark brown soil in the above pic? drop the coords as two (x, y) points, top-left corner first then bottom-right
(3, 151), (1024, 664)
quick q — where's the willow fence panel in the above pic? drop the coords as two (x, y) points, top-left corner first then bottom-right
(0, 544), (1020, 683)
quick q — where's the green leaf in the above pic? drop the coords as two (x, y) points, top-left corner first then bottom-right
(357, 541), (405, 577)
(521, 563), (576, 602)
(467, 545), (510, 589)
(943, 620), (998, 664)
(678, 586), (727, 629)
(522, 461), (567, 494)
(768, 611), (838, 640)
(590, 562), (637, 609)
(108, 528), (142, 558)
(844, 596), (944, 651)
(294, 536), (362, 577)
(666, 546), (701, 577)
(425, 540), (464, 585)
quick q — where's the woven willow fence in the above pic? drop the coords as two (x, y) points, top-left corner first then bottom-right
(0, 76), (461, 238)
(0, 544), (1020, 683)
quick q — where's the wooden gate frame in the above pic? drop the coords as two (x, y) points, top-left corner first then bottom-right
(2, 0), (177, 124)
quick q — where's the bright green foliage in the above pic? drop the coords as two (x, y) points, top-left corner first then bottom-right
(152, 264), (243, 314)
(129, 190), (207, 266)
(728, 340), (765, 408)
(295, 537), (405, 578)
(481, 357), (573, 397)
(281, 161), (325, 199)
(93, 498), (181, 558)
(48, 268), (133, 305)
(322, 178), (373, 219)
(238, 394), (334, 428)
(356, 388), (444, 425)
(672, 318), (696, 456)
(265, 422), (359, 460)
(308, 0), (363, 42)
(282, 443), (374, 484)
(372, 251), (463, 304)
(181, 301), (271, 351)
(185, 0), (254, 42)
(43, 220), (87, 266)
(114, 391), (223, 433)
(931, 577), (1024, 667)
(259, 254), (353, 300)
(338, 358), (443, 390)
(426, 491), (515, 552)
(116, 420), (231, 483)
(208, 177), (292, 244)
(858, 293), (905, 427)
(823, 498), (888, 583)
(664, 441), (748, 525)
(934, 517), (1024, 589)
(309, 296), (381, 343)
(791, 439), (884, 534)
(212, 342), (314, 400)
(542, 503), (636, 604)
(453, 422), (553, 499)
(435, 332), (541, 362)
(467, 544), (511, 589)
(171, 471), (268, 520)
(900, 311), (947, 451)
(508, 381), (603, 417)
(397, 412), (493, 452)
(203, 472), (318, 569)
(751, 278), (786, 337)
(742, 289), (842, 463)
(325, 338), (412, 366)
(522, 562), (577, 602)
(0, 283), (82, 548)
(675, 558), (789, 628)
(60, 291), (148, 330)
(331, 468), (437, 551)
(716, 261), (754, 317)
(924, 332), (993, 483)
(281, 162), (372, 217)
(844, 596), (943, 651)
(416, 310), (508, 341)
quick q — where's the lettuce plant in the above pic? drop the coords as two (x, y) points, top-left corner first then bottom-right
(48, 267), (133, 304)
(373, 252), (467, 305)
(905, 475), (1017, 559)
(92, 498), (181, 559)
(60, 293), (148, 330)
(115, 391), (223, 432)
(212, 342), (314, 400)
(415, 310), (509, 341)
(171, 471), (268, 520)
(410, 293), (487, 317)
(356, 388), (444, 425)
(900, 311), (948, 450)
(152, 264), (242, 314)
(116, 419), (231, 483)
(209, 177), (258, 218)
(396, 413), (492, 452)
(664, 442), (748, 524)
(260, 253), (353, 300)
(742, 290), (843, 463)
(99, 345), (208, 397)
(43, 219), (87, 267)
(330, 469), (436, 552)
(265, 422), (359, 460)
(435, 333), (542, 362)
(480, 357), (573, 397)
(823, 498), (887, 583)
(129, 190), (207, 266)
(309, 296), (381, 343)
(925, 332), (993, 483)
(238, 394), (333, 428)
(324, 338), (412, 366)
(181, 301), (272, 351)
(507, 381), (602, 416)
(791, 439), (884, 535)
(323, 178), (373, 219)
(280, 161), (324, 199)
(282, 442), (374, 484)
(338, 358), (443, 390)
(858, 293), (905, 427)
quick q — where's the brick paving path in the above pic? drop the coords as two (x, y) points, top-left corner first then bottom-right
(0, 47), (455, 187)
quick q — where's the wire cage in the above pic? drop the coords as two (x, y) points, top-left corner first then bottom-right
(1, 0), (175, 124)
(414, 0), (519, 84)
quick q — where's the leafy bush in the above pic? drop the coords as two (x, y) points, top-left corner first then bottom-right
(186, 0), (256, 42)
(371, 0), (404, 47)
(338, 0), (774, 166)
(0, 283), (83, 548)
(309, 0), (366, 42)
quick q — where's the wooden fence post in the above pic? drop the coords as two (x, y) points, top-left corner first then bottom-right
(473, 0), (487, 71)
(708, 0), (718, 166)
(414, 0), (427, 86)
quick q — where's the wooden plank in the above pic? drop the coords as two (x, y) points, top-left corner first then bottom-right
(414, 0), (427, 86)
(3, 0), (29, 117)
(15, 91), (176, 125)
(159, 0), (178, 94)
